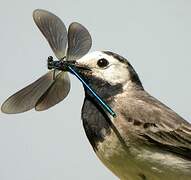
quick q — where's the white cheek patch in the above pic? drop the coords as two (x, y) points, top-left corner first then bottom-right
(99, 65), (130, 85)
(76, 51), (131, 86)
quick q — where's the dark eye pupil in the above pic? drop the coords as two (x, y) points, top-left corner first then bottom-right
(97, 58), (109, 67)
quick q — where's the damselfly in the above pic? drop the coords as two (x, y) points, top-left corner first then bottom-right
(1, 9), (116, 117)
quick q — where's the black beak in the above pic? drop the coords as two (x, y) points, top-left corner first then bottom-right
(64, 60), (91, 72)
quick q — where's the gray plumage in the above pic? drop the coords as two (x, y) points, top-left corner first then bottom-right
(76, 51), (191, 180)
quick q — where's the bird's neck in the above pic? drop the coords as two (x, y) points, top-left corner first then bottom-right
(84, 80), (143, 102)
(83, 83), (122, 103)
(81, 81), (144, 150)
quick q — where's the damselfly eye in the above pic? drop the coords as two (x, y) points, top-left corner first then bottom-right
(97, 58), (109, 68)
(48, 56), (53, 62)
(47, 56), (54, 70)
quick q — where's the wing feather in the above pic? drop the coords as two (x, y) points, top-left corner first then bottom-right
(123, 90), (191, 160)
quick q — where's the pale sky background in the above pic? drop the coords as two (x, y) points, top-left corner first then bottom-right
(0, 0), (191, 180)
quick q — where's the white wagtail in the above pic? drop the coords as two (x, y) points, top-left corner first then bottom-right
(75, 51), (191, 180)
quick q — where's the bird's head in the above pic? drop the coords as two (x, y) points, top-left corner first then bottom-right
(74, 51), (143, 98)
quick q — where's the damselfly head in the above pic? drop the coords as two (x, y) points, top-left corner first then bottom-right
(47, 56), (54, 70)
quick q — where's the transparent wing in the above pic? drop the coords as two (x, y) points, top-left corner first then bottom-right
(33, 9), (67, 60)
(1, 71), (55, 114)
(67, 22), (92, 60)
(35, 72), (70, 111)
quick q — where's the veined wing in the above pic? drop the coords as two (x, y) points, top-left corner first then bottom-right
(67, 22), (92, 61)
(33, 9), (67, 60)
(1, 71), (55, 114)
(35, 72), (70, 111)
(1, 71), (71, 113)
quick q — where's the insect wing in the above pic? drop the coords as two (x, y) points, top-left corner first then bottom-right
(67, 22), (92, 60)
(33, 9), (67, 60)
(35, 72), (70, 111)
(1, 71), (55, 114)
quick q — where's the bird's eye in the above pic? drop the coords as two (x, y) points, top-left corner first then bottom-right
(97, 58), (109, 68)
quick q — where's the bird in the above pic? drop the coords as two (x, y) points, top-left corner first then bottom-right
(72, 51), (191, 180)
(1, 9), (191, 180)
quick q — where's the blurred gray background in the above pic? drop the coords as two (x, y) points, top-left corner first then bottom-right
(0, 0), (191, 179)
